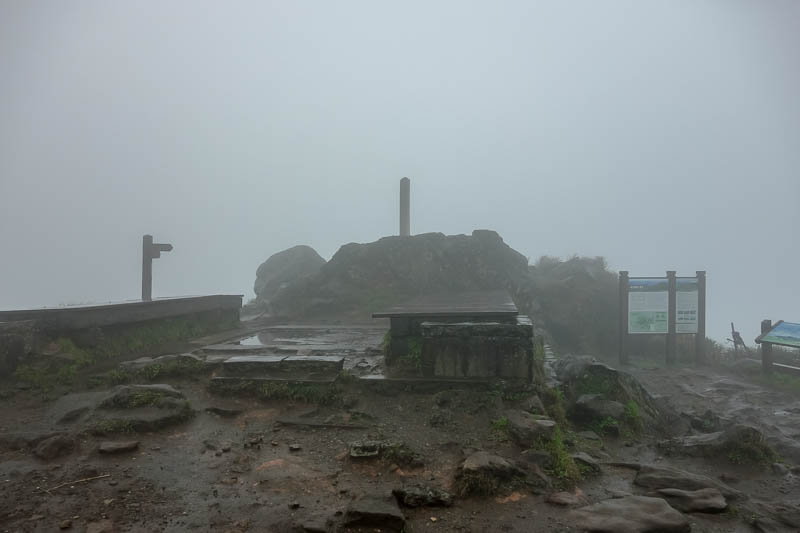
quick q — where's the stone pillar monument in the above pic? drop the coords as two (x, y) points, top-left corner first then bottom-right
(399, 177), (410, 237)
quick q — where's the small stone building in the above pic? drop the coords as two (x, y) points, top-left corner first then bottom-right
(373, 290), (535, 382)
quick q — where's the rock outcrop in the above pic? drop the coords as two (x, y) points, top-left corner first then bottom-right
(264, 230), (533, 319)
(253, 245), (325, 305)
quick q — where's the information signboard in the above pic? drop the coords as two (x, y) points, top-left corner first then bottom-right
(675, 278), (699, 334)
(757, 321), (800, 349)
(628, 278), (668, 334)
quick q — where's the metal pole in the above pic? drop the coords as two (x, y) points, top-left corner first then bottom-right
(142, 234), (153, 301)
(761, 319), (774, 374)
(666, 270), (677, 365)
(399, 177), (410, 237)
(695, 271), (707, 363)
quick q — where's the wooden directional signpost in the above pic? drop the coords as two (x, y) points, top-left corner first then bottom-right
(142, 234), (173, 302)
(618, 270), (706, 365)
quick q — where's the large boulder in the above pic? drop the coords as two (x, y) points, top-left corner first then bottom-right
(571, 495), (691, 533)
(662, 424), (776, 465)
(505, 410), (556, 447)
(454, 451), (528, 496)
(554, 355), (665, 432)
(656, 488), (727, 513)
(633, 464), (743, 500)
(253, 245), (325, 304)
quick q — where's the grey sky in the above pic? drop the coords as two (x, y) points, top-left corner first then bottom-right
(1, 1), (798, 344)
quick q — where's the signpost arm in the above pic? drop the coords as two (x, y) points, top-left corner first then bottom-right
(666, 271), (677, 365)
(618, 271), (629, 365)
(695, 271), (706, 364)
(761, 319), (773, 374)
(142, 234), (153, 302)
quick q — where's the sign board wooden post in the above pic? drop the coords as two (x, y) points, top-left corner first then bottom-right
(666, 271), (677, 366)
(142, 234), (173, 302)
(618, 271), (629, 365)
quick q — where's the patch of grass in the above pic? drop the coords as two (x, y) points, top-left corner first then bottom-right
(542, 387), (567, 427)
(15, 315), (230, 391)
(94, 357), (208, 387)
(623, 400), (643, 434)
(723, 430), (777, 466)
(490, 416), (511, 441)
(592, 416), (619, 436)
(401, 336), (423, 370)
(536, 426), (581, 488)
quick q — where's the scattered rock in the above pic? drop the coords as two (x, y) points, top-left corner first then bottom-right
(523, 394), (546, 415)
(634, 464), (742, 500)
(505, 410), (556, 446)
(58, 406), (91, 424)
(664, 424), (776, 464)
(392, 485), (453, 507)
(572, 452), (600, 474)
(98, 441), (140, 454)
(350, 440), (382, 458)
(521, 449), (551, 469)
(348, 440), (423, 466)
(344, 495), (406, 532)
(574, 394), (625, 420)
(547, 490), (584, 506)
(454, 451), (527, 497)
(205, 407), (243, 418)
(33, 434), (75, 460)
(288, 501), (301, 510)
(98, 384), (184, 409)
(689, 409), (725, 433)
(86, 519), (114, 533)
(772, 462), (790, 476)
(289, 443), (301, 452)
(577, 430), (602, 441)
(571, 495), (691, 533)
(59, 518), (72, 529)
(656, 487), (727, 513)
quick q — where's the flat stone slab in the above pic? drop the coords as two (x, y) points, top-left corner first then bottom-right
(222, 355), (344, 376)
(373, 290), (518, 318)
(421, 316), (533, 338)
(571, 495), (690, 533)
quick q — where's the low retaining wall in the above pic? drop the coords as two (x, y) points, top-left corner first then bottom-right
(0, 295), (243, 378)
(420, 316), (534, 381)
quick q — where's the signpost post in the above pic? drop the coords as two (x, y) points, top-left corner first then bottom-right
(142, 235), (173, 302)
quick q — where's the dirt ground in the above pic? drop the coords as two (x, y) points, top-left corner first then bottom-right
(0, 326), (798, 532)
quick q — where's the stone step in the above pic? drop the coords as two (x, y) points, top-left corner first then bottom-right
(222, 355), (345, 376)
(210, 375), (338, 387)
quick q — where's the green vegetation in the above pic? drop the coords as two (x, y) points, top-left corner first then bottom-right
(90, 419), (135, 434)
(93, 356), (207, 387)
(14, 315), (231, 391)
(593, 416), (619, 436)
(403, 336), (423, 370)
(529, 426), (581, 488)
(541, 387), (567, 427)
(723, 431), (777, 466)
(623, 400), (643, 434)
(210, 378), (341, 405)
(490, 416), (510, 441)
